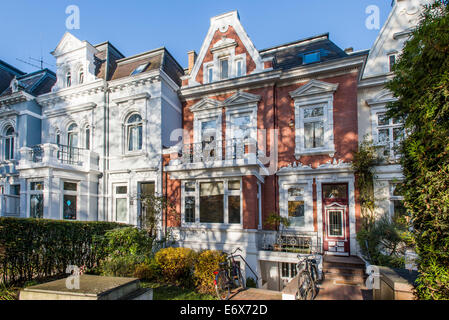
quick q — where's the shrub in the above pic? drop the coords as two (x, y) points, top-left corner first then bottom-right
(102, 227), (155, 259)
(0, 217), (125, 285)
(133, 258), (161, 281)
(193, 250), (226, 294)
(155, 247), (197, 287)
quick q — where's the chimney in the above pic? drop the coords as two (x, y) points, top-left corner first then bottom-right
(188, 50), (197, 74)
(344, 47), (354, 54)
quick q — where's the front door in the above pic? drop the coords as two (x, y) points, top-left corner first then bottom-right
(322, 183), (350, 255)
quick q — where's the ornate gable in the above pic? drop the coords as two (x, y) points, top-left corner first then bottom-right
(187, 11), (267, 87)
(189, 98), (224, 113)
(289, 80), (339, 99)
(52, 32), (85, 57)
(224, 91), (261, 107)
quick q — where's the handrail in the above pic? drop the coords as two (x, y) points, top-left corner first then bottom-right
(228, 252), (260, 284)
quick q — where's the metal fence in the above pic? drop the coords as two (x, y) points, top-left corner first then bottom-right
(259, 230), (322, 254)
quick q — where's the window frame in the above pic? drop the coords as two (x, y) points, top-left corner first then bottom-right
(375, 111), (404, 159)
(181, 178), (243, 227)
(125, 113), (143, 153)
(280, 182), (314, 232)
(29, 180), (44, 219)
(61, 180), (79, 221)
(113, 183), (129, 223)
(3, 126), (15, 161)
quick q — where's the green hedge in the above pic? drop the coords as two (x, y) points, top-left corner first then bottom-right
(0, 217), (125, 285)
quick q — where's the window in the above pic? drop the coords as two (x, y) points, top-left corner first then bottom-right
(220, 59), (229, 80)
(63, 182), (77, 220)
(390, 183), (406, 218)
(184, 179), (241, 225)
(206, 66), (213, 83)
(303, 106), (325, 149)
(67, 123), (78, 148)
(131, 64), (148, 76)
(30, 181), (44, 219)
(78, 68), (84, 84)
(126, 114), (143, 152)
(4, 126), (15, 160)
(303, 52), (320, 64)
(236, 60), (244, 77)
(287, 187), (305, 228)
(85, 126), (90, 150)
(376, 112), (404, 159)
(66, 72), (72, 87)
(56, 130), (61, 145)
(389, 55), (396, 72)
(281, 263), (298, 280)
(139, 182), (155, 227)
(114, 185), (128, 223)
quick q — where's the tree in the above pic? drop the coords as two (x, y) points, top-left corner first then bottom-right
(385, 0), (449, 299)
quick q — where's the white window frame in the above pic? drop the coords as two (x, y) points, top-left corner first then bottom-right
(389, 182), (405, 217)
(28, 180), (44, 219)
(113, 183), (129, 223)
(3, 126), (16, 161)
(280, 182), (314, 232)
(60, 180), (79, 220)
(225, 104), (257, 159)
(291, 82), (336, 158)
(125, 113), (144, 154)
(181, 178), (243, 227)
(375, 111), (404, 159)
(205, 63), (214, 84)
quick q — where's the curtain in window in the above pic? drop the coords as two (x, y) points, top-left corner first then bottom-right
(304, 121), (324, 149)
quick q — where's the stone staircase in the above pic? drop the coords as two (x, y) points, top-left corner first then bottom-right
(322, 255), (366, 285)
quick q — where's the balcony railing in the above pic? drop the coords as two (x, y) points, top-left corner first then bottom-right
(179, 138), (258, 164)
(18, 143), (99, 171)
(258, 230), (322, 254)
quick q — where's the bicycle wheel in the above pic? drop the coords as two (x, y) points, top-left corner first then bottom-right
(215, 271), (231, 300)
(296, 271), (314, 300)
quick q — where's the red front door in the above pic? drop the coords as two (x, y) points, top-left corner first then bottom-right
(322, 183), (350, 255)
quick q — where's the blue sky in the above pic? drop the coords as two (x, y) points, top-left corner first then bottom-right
(0, 0), (392, 73)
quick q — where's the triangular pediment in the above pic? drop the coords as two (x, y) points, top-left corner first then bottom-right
(190, 98), (224, 112)
(289, 80), (338, 99)
(225, 91), (261, 106)
(52, 32), (85, 57)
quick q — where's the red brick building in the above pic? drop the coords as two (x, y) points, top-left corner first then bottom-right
(164, 11), (367, 291)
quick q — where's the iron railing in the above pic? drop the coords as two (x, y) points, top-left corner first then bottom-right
(259, 230), (322, 254)
(57, 144), (82, 165)
(180, 138), (258, 164)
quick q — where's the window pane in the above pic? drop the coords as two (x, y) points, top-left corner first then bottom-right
(31, 181), (44, 191)
(288, 201), (305, 227)
(288, 187), (303, 197)
(393, 200), (407, 217)
(303, 52), (320, 64)
(220, 59), (229, 79)
(185, 182), (196, 192)
(323, 184), (348, 199)
(185, 196), (195, 223)
(63, 195), (77, 220)
(378, 129), (389, 143)
(228, 195), (241, 224)
(11, 185), (20, 196)
(85, 128), (90, 150)
(237, 60), (243, 77)
(68, 132), (78, 148)
(232, 115), (251, 140)
(208, 67), (213, 83)
(378, 113), (389, 126)
(116, 198), (127, 222)
(5, 138), (11, 160)
(389, 55), (396, 72)
(328, 211), (343, 237)
(64, 182), (77, 191)
(30, 194), (43, 218)
(141, 182), (155, 197)
(116, 186), (127, 194)
(304, 121), (324, 149)
(393, 128), (403, 142)
(200, 182), (224, 223)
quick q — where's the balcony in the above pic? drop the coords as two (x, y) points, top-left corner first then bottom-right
(18, 143), (100, 172)
(258, 230), (322, 255)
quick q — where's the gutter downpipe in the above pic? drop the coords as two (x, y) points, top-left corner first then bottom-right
(102, 46), (110, 222)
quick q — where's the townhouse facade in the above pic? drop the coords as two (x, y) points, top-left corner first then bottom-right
(0, 0), (428, 292)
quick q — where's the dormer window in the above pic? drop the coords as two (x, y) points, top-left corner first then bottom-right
(220, 58), (229, 80)
(78, 69), (84, 84)
(303, 52), (320, 64)
(131, 63), (148, 76)
(66, 72), (72, 87)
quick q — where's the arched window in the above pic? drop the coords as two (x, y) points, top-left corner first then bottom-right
(85, 126), (90, 150)
(67, 123), (78, 148)
(66, 72), (72, 87)
(4, 126), (15, 160)
(126, 114), (143, 152)
(78, 68), (84, 84)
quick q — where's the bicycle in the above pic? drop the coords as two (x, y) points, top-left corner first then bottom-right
(296, 254), (319, 300)
(214, 248), (245, 300)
